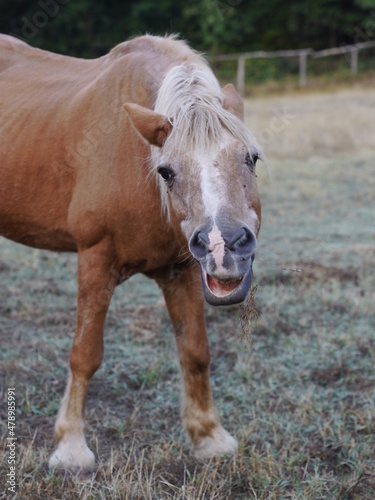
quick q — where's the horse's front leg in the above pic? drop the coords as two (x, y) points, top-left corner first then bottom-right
(49, 242), (116, 471)
(158, 264), (238, 459)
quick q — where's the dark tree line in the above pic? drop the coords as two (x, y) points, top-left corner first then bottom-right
(1, 0), (374, 57)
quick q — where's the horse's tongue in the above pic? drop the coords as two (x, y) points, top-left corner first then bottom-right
(207, 274), (242, 298)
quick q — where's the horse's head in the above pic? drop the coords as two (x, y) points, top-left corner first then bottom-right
(124, 68), (261, 306)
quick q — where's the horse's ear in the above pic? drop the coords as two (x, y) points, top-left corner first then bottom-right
(222, 84), (244, 121)
(123, 103), (172, 147)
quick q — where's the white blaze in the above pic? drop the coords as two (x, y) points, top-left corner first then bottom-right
(198, 137), (231, 218)
(208, 223), (226, 272)
(200, 157), (222, 216)
(198, 146), (228, 274)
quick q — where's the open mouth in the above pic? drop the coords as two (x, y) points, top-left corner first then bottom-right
(205, 273), (244, 298)
(200, 263), (253, 306)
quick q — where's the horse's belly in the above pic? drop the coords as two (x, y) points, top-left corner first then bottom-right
(0, 108), (77, 251)
(0, 172), (76, 251)
(0, 215), (77, 252)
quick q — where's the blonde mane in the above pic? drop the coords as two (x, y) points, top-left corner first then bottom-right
(151, 62), (262, 216)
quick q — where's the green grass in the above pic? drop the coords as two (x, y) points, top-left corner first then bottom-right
(1, 90), (375, 498)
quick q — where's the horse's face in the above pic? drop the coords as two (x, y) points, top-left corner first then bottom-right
(159, 137), (260, 306)
(124, 87), (261, 306)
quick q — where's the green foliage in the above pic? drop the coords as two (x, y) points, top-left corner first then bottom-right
(0, 0), (374, 56)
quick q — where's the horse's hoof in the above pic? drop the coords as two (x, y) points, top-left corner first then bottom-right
(48, 438), (95, 472)
(193, 425), (238, 459)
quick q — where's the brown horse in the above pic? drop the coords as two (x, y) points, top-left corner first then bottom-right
(0, 34), (261, 471)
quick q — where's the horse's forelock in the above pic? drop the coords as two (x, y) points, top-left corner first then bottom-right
(151, 63), (262, 218)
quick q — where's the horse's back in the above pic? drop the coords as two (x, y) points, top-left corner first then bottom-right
(0, 35), (78, 76)
(0, 34), (200, 103)
(0, 35), (31, 72)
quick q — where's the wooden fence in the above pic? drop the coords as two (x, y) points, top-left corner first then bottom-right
(212, 41), (375, 95)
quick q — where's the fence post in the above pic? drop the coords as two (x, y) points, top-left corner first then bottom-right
(299, 51), (307, 87)
(350, 48), (358, 76)
(237, 55), (246, 97)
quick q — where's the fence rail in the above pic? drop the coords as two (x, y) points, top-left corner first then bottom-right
(211, 41), (375, 95)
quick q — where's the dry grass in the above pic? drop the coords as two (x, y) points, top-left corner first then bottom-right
(239, 285), (258, 351)
(1, 86), (375, 498)
(245, 87), (375, 158)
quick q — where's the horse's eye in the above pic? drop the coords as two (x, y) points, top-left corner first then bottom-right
(245, 152), (258, 171)
(157, 165), (175, 183)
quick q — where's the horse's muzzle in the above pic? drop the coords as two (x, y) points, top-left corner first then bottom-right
(189, 222), (257, 306)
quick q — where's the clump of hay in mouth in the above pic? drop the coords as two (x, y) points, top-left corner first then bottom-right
(239, 284), (258, 350)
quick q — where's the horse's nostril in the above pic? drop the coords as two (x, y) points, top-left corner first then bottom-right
(226, 227), (257, 254)
(196, 232), (204, 247)
(237, 229), (248, 247)
(189, 228), (210, 259)
(190, 224), (256, 261)
(192, 231), (206, 248)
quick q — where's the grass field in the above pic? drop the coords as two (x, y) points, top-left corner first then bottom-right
(1, 88), (375, 499)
